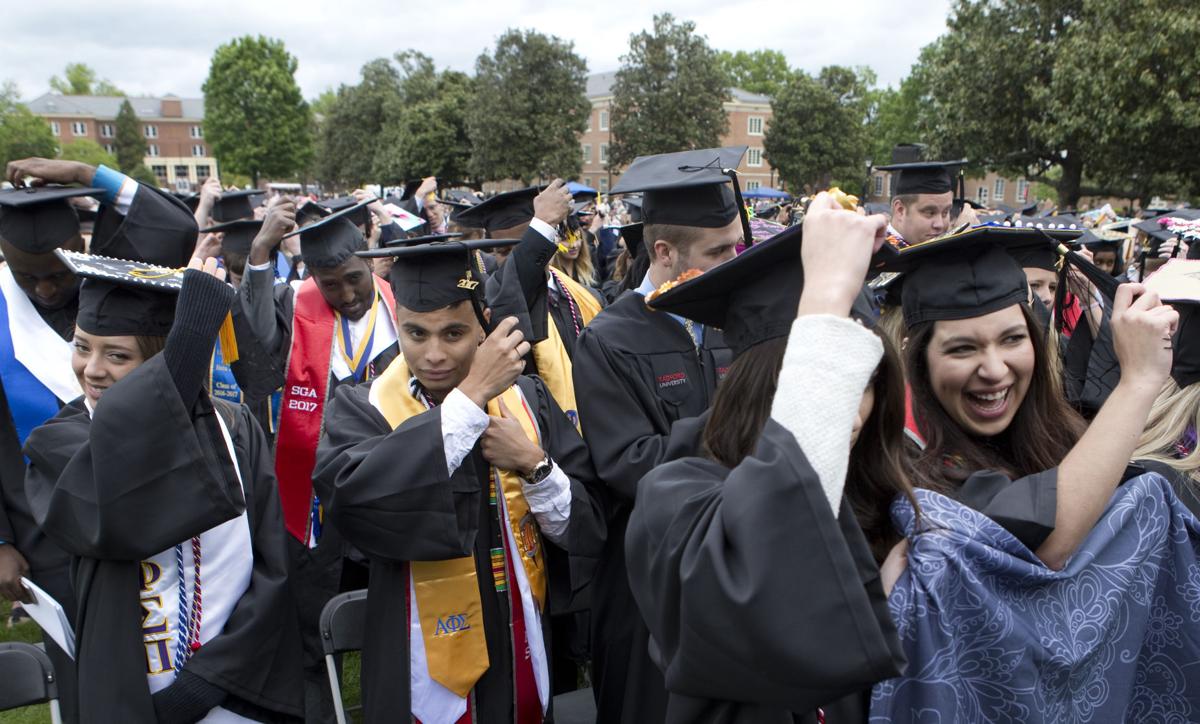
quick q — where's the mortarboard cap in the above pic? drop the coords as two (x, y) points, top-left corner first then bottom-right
(875, 159), (967, 196)
(357, 239), (518, 313)
(202, 218), (264, 257)
(1014, 214), (1081, 230)
(383, 232), (462, 248)
(56, 249), (181, 337)
(283, 199), (369, 269)
(296, 199), (331, 227)
(1077, 229), (1124, 254)
(621, 196), (643, 223)
(320, 196), (372, 228)
(211, 189), (265, 223)
(451, 186), (541, 234)
(881, 225), (1081, 328)
(1143, 260), (1200, 387)
(610, 146), (746, 228)
(618, 223), (644, 260)
(890, 143), (927, 164)
(0, 185), (104, 254)
(1135, 209), (1200, 242)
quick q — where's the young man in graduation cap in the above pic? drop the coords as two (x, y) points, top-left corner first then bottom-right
(571, 146), (747, 723)
(312, 238), (604, 723)
(876, 158), (967, 248)
(234, 195), (400, 720)
(1, 156), (198, 724)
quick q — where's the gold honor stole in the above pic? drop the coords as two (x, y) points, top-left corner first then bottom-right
(371, 357), (548, 698)
(534, 272), (602, 432)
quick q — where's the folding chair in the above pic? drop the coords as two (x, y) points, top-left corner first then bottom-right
(319, 588), (368, 724)
(0, 642), (62, 724)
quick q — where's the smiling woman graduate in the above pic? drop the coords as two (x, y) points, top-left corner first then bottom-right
(889, 226), (1179, 568)
(22, 254), (303, 723)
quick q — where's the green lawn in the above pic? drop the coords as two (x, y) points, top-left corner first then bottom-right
(0, 599), (51, 723)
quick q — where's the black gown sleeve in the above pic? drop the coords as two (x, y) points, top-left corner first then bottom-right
(487, 226), (559, 343)
(232, 275), (294, 401)
(625, 421), (903, 714)
(572, 329), (709, 503)
(954, 468), (1058, 550)
(313, 383), (482, 562)
(23, 357), (246, 561)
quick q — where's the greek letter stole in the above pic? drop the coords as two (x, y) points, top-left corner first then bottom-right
(533, 271), (602, 432)
(370, 357), (548, 705)
(275, 276), (395, 543)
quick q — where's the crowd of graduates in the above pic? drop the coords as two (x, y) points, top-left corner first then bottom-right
(0, 138), (1199, 724)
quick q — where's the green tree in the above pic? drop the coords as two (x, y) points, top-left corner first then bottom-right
(49, 63), (123, 95)
(202, 35), (313, 186)
(59, 138), (116, 167)
(0, 81), (57, 166)
(316, 59), (402, 188)
(865, 67), (927, 166)
(374, 67), (475, 185)
(113, 98), (146, 173)
(718, 49), (794, 97)
(608, 14), (730, 170)
(913, 0), (1200, 206)
(763, 68), (870, 193)
(467, 29), (589, 183)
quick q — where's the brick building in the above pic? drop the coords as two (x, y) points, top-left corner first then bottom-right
(24, 93), (217, 193)
(579, 71), (778, 195)
(865, 167), (1036, 210)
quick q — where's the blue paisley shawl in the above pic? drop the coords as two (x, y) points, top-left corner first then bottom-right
(871, 474), (1200, 724)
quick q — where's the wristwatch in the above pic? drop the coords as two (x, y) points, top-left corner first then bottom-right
(525, 456), (553, 485)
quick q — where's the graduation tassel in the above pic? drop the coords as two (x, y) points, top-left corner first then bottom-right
(218, 312), (239, 365)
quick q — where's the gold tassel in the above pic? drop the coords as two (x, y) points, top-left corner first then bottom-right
(218, 312), (239, 364)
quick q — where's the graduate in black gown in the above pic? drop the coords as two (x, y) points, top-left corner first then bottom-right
(235, 198), (402, 721)
(2, 157), (199, 724)
(885, 226), (1178, 569)
(313, 239), (605, 723)
(571, 147), (748, 722)
(626, 192), (911, 723)
(23, 254), (302, 723)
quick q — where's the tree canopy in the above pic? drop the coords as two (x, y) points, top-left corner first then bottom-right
(608, 14), (730, 170)
(49, 63), (123, 96)
(59, 138), (116, 168)
(202, 36), (313, 186)
(717, 49), (794, 97)
(316, 58), (402, 188)
(112, 98), (146, 173)
(0, 81), (57, 168)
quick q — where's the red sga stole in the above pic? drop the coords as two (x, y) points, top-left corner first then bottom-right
(275, 275), (396, 542)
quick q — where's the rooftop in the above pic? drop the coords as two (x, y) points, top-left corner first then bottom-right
(585, 71), (771, 105)
(24, 93), (205, 120)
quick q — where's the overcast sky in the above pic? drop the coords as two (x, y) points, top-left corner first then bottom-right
(4, 1), (951, 100)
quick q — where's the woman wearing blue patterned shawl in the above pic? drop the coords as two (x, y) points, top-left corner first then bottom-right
(872, 229), (1200, 722)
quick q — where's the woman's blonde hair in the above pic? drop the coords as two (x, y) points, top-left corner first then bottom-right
(1132, 378), (1200, 482)
(550, 228), (597, 286)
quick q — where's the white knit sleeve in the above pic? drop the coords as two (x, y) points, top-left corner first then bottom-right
(768, 315), (883, 516)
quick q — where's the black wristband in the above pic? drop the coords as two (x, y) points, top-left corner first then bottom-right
(163, 269), (235, 408)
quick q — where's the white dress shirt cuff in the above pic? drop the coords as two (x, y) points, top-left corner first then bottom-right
(521, 462), (572, 543)
(529, 217), (558, 242)
(440, 388), (491, 476)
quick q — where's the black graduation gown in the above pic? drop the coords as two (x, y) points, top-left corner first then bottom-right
(312, 374), (606, 723)
(571, 289), (733, 723)
(625, 422), (906, 724)
(22, 356), (303, 723)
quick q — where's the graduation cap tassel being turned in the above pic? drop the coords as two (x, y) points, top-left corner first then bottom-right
(722, 168), (755, 249)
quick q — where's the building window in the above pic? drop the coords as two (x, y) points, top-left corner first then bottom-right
(599, 177), (609, 193)
(977, 186), (989, 205)
(747, 116), (764, 135)
(873, 175), (884, 196)
(746, 180), (762, 191)
(71, 121), (87, 136)
(151, 165), (168, 183)
(144, 125), (158, 139)
(100, 123), (115, 138)
(192, 144), (206, 157)
(103, 144), (115, 155)
(993, 178), (1006, 202)
(174, 165), (190, 181)
(599, 143), (608, 164)
(147, 144), (160, 157)
(584, 176), (592, 189)
(49, 121), (61, 135)
(747, 148), (763, 167)
(599, 110), (609, 131)
(585, 114), (592, 132)
(190, 125), (203, 139)
(582, 144), (591, 163)
(196, 165), (210, 181)
(1016, 178), (1029, 202)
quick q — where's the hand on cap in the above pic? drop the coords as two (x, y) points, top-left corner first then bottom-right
(192, 232), (223, 262)
(249, 198), (296, 266)
(458, 316), (531, 409)
(1110, 283), (1178, 392)
(198, 176), (222, 206)
(415, 176), (438, 201)
(796, 191), (888, 318)
(6, 158), (94, 188)
(534, 179), (572, 227)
